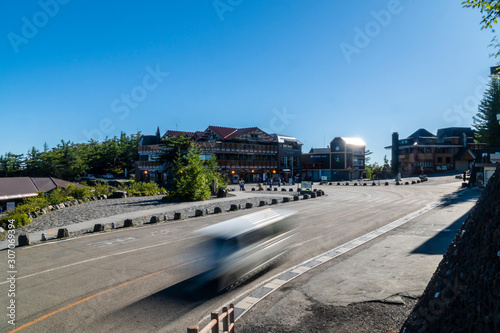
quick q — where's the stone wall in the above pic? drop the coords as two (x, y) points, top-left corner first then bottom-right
(401, 166), (500, 332)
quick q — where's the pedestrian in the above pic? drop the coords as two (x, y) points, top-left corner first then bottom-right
(239, 179), (244, 191)
(269, 179), (273, 188)
(278, 178), (281, 187)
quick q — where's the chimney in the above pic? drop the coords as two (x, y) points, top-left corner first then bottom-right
(391, 132), (399, 174)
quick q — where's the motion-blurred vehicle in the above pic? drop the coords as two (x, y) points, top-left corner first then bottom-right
(192, 208), (297, 291)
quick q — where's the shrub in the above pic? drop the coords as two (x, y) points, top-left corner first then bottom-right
(66, 184), (93, 199)
(1, 212), (31, 229)
(47, 188), (70, 205)
(14, 194), (49, 215)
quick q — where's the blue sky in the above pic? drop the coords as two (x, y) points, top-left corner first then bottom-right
(0, 0), (495, 164)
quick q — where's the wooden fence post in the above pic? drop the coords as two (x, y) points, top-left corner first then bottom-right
(229, 304), (235, 333)
(187, 325), (199, 333)
(222, 306), (229, 332)
(211, 311), (219, 333)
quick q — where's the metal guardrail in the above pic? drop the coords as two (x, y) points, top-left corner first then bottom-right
(187, 304), (235, 333)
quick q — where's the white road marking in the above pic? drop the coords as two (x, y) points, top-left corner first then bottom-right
(0, 235), (200, 285)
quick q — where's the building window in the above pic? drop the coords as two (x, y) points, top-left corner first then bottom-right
(418, 162), (433, 168)
(446, 157), (451, 164)
(437, 157), (443, 163)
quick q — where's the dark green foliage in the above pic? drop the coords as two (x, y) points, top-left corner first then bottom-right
(1, 213), (31, 229)
(473, 76), (500, 146)
(0, 132), (141, 181)
(167, 143), (226, 201)
(463, 0), (500, 57)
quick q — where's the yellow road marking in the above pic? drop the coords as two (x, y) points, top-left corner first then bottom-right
(9, 259), (201, 333)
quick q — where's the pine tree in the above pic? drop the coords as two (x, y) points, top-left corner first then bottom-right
(473, 76), (500, 146)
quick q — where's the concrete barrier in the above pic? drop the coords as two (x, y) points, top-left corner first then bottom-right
(245, 203), (253, 209)
(271, 199), (278, 205)
(259, 201), (266, 207)
(124, 219), (134, 228)
(214, 207), (222, 214)
(57, 228), (69, 238)
(283, 197), (290, 203)
(195, 209), (204, 217)
(18, 234), (30, 247)
(174, 212), (182, 220)
(94, 224), (105, 232)
(230, 204), (238, 211)
(150, 216), (158, 223)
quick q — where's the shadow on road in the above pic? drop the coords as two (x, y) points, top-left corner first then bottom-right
(411, 211), (470, 255)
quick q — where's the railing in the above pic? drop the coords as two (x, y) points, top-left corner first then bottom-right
(199, 142), (277, 154)
(136, 161), (162, 168)
(187, 304), (235, 333)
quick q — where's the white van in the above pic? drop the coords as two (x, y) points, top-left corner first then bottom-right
(193, 208), (297, 291)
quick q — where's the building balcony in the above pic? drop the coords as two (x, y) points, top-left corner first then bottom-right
(216, 159), (278, 169)
(137, 161), (163, 170)
(198, 141), (277, 154)
(138, 145), (162, 153)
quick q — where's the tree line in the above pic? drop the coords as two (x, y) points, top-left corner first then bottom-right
(0, 132), (141, 181)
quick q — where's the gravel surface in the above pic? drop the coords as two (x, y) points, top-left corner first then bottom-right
(16, 189), (299, 234)
(237, 297), (417, 333)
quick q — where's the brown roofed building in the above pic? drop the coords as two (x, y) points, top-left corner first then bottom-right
(0, 177), (82, 211)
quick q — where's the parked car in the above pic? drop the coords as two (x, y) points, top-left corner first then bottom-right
(81, 174), (96, 181)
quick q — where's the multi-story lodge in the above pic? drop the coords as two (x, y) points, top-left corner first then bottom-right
(136, 126), (302, 184)
(386, 127), (486, 175)
(302, 137), (366, 181)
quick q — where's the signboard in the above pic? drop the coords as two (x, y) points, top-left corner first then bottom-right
(302, 181), (312, 189)
(6, 202), (15, 212)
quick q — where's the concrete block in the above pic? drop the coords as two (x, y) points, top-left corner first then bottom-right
(245, 203), (253, 209)
(150, 216), (158, 223)
(259, 201), (266, 207)
(124, 219), (134, 228)
(195, 209), (204, 217)
(271, 199), (278, 205)
(214, 207), (222, 214)
(94, 224), (105, 232)
(57, 228), (69, 238)
(230, 204), (238, 211)
(174, 212), (182, 220)
(18, 234), (30, 247)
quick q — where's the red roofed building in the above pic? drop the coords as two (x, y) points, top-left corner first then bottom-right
(136, 125), (301, 184)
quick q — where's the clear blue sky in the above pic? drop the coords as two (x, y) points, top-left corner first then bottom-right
(0, 0), (495, 164)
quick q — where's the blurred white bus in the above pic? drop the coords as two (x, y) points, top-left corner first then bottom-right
(193, 208), (297, 291)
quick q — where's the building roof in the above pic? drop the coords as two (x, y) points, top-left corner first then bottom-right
(140, 135), (160, 146)
(0, 177), (81, 201)
(163, 130), (198, 139)
(270, 134), (303, 145)
(407, 128), (437, 139)
(437, 127), (475, 139)
(341, 137), (366, 146)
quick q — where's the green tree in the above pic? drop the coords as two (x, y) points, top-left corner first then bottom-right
(170, 143), (211, 201)
(463, 0), (500, 57)
(473, 76), (500, 146)
(159, 134), (193, 165)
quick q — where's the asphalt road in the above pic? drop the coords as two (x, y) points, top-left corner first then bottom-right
(0, 176), (465, 332)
